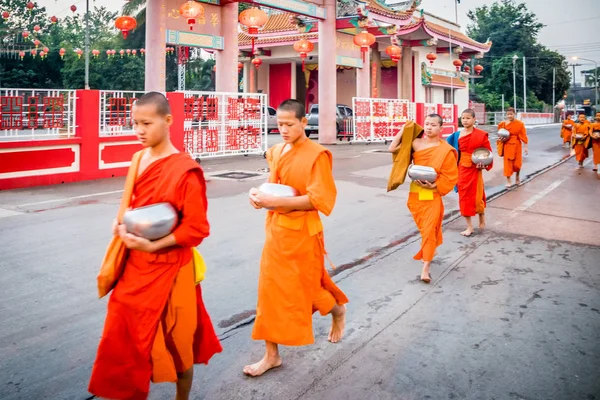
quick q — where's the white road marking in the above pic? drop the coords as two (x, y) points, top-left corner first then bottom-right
(0, 208), (23, 219)
(18, 190), (124, 207)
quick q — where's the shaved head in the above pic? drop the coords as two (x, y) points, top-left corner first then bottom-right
(134, 91), (171, 116)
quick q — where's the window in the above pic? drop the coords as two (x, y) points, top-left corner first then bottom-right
(344, 107), (353, 116)
(444, 89), (454, 104)
(267, 107), (276, 116)
(425, 87), (433, 103)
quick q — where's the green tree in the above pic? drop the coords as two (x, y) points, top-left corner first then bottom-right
(466, 0), (570, 110)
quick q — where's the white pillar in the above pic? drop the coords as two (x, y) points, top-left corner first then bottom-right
(317, 0), (337, 144)
(216, 3), (239, 93)
(145, 0), (167, 91)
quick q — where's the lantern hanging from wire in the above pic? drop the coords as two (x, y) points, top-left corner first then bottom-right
(22, 31), (29, 39)
(293, 38), (314, 71)
(474, 64), (483, 75)
(115, 16), (137, 39)
(453, 59), (463, 71)
(26, 2), (35, 12)
(385, 44), (402, 63)
(33, 25), (41, 33)
(140, 48), (146, 56)
(238, 7), (268, 55)
(426, 52), (437, 65)
(2, 11), (9, 21)
(92, 49), (100, 58)
(179, 0), (204, 31)
(33, 40), (40, 49)
(59, 47), (65, 59)
(70, 5), (77, 13)
(51, 16), (58, 24)
(132, 49), (137, 56)
(353, 30), (376, 63)
(19, 51), (25, 60)
(252, 57), (263, 69)
(238, 62), (243, 72)
(464, 65), (470, 74)
(39, 50), (46, 59)
(76, 49), (83, 59)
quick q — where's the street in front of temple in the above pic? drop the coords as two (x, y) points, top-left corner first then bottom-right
(0, 125), (598, 400)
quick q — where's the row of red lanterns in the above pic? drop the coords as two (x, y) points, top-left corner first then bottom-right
(15, 47), (185, 61)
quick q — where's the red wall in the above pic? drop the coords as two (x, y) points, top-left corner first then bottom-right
(269, 63), (292, 109)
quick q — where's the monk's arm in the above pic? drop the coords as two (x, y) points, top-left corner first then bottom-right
(483, 134), (494, 171)
(388, 125), (406, 153)
(169, 171), (210, 249)
(436, 152), (459, 196)
(269, 195), (315, 213)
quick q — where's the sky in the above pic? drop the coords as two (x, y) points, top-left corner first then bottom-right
(42, 0), (600, 84)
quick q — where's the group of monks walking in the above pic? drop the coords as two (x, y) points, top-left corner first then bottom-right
(86, 92), (588, 400)
(561, 112), (600, 172)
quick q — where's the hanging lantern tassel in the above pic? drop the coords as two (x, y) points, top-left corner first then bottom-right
(293, 39), (314, 72)
(300, 53), (306, 71)
(353, 30), (376, 64)
(238, 8), (268, 56)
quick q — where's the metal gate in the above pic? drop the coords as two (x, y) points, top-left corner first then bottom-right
(352, 97), (416, 143)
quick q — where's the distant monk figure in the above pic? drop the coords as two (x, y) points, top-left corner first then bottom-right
(572, 113), (591, 169)
(591, 112), (600, 174)
(497, 107), (528, 187)
(245, 99), (348, 377)
(88, 92), (222, 400)
(561, 114), (575, 148)
(446, 109), (493, 237)
(388, 114), (458, 283)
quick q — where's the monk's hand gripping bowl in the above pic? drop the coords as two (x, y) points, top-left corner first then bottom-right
(258, 183), (300, 210)
(407, 165), (437, 183)
(591, 131), (600, 139)
(471, 147), (493, 167)
(497, 128), (510, 140)
(123, 202), (179, 240)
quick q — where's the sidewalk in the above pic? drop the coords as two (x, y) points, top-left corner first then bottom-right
(162, 156), (600, 400)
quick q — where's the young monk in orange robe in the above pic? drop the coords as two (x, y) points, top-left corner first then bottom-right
(447, 109), (493, 237)
(498, 107), (528, 187)
(245, 99), (348, 377)
(389, 114), (458, 283)
(572, 113), (592, 169)
(591, 112), (600, 172)
(88, 92), (222, 400)
(561, 114), (575, 147)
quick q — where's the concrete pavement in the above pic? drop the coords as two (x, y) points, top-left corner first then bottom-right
(0, 125), (597, 400)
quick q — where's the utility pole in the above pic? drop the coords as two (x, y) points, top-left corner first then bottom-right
(523, 56), (526, 113)
(84, 0), (90, 90)
(552, 67), (556, 108)
(570, 63), (581, 113)
(512, 54), (518, 110)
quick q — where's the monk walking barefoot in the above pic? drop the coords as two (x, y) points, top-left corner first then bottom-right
(497, 108), (528, 187)
(447, 109), (493, 237)
(245, 99), (349, 377)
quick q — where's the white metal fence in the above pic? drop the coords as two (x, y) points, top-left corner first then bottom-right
(352, 97), (416, 143)
(181, 91), (268, 159)
(99, 90), (146, 136)
(0, 89), (77, 140)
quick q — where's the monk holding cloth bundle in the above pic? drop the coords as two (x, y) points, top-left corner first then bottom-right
(388, 115), (458, 283)
(89, 92), (222, 400)
(245, 99), (348, 377)
(446, 109), (493, 237)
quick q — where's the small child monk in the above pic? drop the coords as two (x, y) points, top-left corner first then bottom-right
(245, 99), (349, 377)
(88, 92), (221, 400)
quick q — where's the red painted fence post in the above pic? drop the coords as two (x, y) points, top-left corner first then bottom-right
(415, 103), (425, 126)
(77, 90), (101, 180)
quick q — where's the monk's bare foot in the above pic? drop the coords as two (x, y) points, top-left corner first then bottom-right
(479, 215), (486, 230)
(420, 267), (431, 283)
(460, 228), (474, 237)
(243, 355), (282, 377)
(328, 304), (346, 343)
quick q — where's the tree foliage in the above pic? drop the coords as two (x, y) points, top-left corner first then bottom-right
(466, 0), (571, 111)
(0, 0), (215, 91)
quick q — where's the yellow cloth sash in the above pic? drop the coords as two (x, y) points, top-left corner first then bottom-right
(410, 181), (435, 201)
(192, 248), (207, 284)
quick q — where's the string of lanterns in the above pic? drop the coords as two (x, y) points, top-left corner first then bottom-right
(16, 46), (178, 60)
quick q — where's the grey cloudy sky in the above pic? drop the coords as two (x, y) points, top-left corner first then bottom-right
(44, 0), (600, 82)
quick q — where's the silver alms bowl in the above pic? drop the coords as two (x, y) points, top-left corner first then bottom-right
(497, 128), (510, 140)
(258, 183), (299, 198)
(407, 165), (437, 182)
(574, 133), (585, 140)
(592, 131), (600, 139)
(471, 147), (493, 166)
(123, 202), (178, 240)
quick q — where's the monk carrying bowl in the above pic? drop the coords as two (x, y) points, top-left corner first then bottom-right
(407, 165), (437, 183)
(471, 147), (493, 167)
(258, 183), (300, 210)
(123, 202), (179, 240)
(497, 128), (510, 140)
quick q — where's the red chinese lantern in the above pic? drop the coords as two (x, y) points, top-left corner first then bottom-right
(464, 65), (471, 74)
(19, 51), (25, 60)
(22, 31), (29, 39)
(353, 30), (376, 62)
(385, 44), (402, 63)
(70, 5), (77, 13)
(50, 16), (58, 24)
(33, 25), (40, 33)
(474, 64), (484, 75)
(132, 49), (137, 56)
(76, 49), (83, 59)
(119, 49), (125, 57)
(92, 49), (100, 58)
(126, 49), (131, 55)
(30, 49), (37, 57)
(111, 49), (116, 56)
(43, 46), (49, 53)
(426, 52), (437, 65)
(293, 38), (314, 71)
(238, 62), (243, 72)
(179, 0), (204, 31)
(26, 2), (34, 11)
(39, 50), (46, 59)
(140, 48), (146, 56)
(115, 16), (137, 39)
(238, 7), (268, 55)
(252, 57), (262, 69)
(2, 11), (9, 21)
(33, 40), (40, 48)
(106, 49), (111, 57)
(453, 59), (463, 71)
(60, 48), (66, 59)
(212, 65), (217, 72)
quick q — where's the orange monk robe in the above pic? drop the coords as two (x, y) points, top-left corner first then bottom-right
(407, 143), (458, 262)
(252, 140), (349, 346)
(561, 119), (575, 143)
(572, 121), (591, 162)
(89, 153), (222, 400)
(590, 122), (600, 165)
(457, 128), (493, 217)
(498, 120), (528, 177)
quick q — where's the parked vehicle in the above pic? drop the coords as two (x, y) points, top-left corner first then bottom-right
(265, 106), (278, 133)
(305, 104), (353, 138)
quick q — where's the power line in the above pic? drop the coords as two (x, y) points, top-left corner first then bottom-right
(544, 15), (600, 26)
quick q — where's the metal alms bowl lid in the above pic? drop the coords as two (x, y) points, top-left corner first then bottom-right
(407, 164), (437, 182)
(497, 128), (510, 138)
(258, 183), (299, 197)
(123, 202), (179, 241)
(471, 147), (493, 166)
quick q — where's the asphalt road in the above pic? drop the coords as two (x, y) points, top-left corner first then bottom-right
(1, 123), (588, 400)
